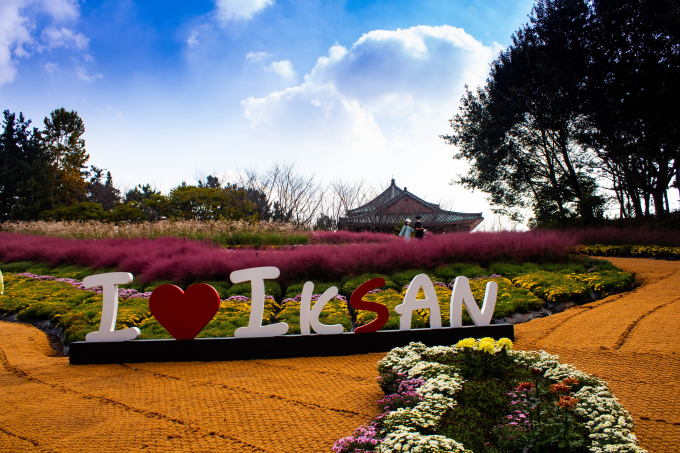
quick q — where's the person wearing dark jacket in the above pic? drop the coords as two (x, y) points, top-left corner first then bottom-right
(414, 216), (425, 239)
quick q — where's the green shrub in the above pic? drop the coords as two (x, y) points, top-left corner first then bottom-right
(437, 406), (491, 453)
(225, 281), (281, 299)
(457, 379), (510, 419)
(390, 269), (437, 288)
(432, 263), (488, 283)
(106, 204), (148, 222)
(39, 202), (106, 221)
(339, 274), (397, 297)
(284, 281), (339, 298)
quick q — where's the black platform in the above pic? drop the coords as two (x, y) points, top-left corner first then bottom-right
(69, 324), (514, 365)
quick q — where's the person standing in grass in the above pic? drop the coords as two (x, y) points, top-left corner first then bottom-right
(414, 215), (425, 240)
(399, 219), (414, 241)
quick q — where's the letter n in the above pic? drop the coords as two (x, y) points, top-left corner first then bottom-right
(449, 276), (497, 327)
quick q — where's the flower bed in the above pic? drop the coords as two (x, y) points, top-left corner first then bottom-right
(0, 253), (635, 344)
(0, 274), (276, 343)
(334, 340), (646, 453)
(581, 244), (680, 259)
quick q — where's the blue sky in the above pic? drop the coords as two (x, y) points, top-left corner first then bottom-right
(0, 0), (537, 224)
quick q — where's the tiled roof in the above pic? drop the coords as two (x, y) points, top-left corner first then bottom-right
(342, 179), (482, 225)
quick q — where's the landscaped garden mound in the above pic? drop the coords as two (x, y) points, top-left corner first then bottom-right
(333, 339), (646, 453)
(0, 256), (634, 346)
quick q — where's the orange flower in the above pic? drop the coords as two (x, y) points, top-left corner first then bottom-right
(555, 395), (579, 409)
(550, 382), (572, 394)
(516, 382), (535, 391)
(562, 377), (579, 386)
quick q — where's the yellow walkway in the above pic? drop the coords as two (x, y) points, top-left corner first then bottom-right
(0, 257), (677, 452)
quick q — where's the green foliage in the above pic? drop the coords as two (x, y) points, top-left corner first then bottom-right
(457, 379), (510, 420)
(438, 406), (492, 453)
(432, 263), (488, 283)
(442, 0), (679, 222)
(211, 231), (309, 247)
(163, 184), (258, 222)
(41, 108), (89, 207)
(0, 110), (53, 220)
(340, 274), (398, 297)
(39, 201), (106, 221)
(390, 269), (438, 288)
(284, 281), (339, 298)
(225, 281), (281, 299)
(106, 204), (148, 222)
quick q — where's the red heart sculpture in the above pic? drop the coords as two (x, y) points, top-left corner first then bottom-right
(149, 283), (221, 340)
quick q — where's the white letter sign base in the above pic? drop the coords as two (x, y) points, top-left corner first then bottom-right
(84, 272), (141, 342)
(449, 276), (497, 327)
(231, 267), (289, 338)
(394, 274), (442, 330)
(299, 282), (344, 335)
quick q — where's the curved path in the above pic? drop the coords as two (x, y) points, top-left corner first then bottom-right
(0, 258), (677, 452)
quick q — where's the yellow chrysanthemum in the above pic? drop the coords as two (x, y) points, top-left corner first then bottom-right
(496, 337), (513, 350)
(456, 338), (476, 349)
(477, 337), (496, 354)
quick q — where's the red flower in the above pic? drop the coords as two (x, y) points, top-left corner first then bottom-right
(516, 382), (535, 391)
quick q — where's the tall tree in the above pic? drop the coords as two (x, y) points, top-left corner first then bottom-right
(443, 0), (679, 223)
(0, 111), (52, 220)
(40, 108), (90, 207)
(86, 166), (121, 211)
(580, 0), (680, 217)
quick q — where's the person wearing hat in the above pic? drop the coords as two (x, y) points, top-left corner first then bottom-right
(399, 218), (414, 241)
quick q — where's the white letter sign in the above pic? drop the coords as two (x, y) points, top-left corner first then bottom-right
(394, 274), (442, 330)
(449, 276), (497, 327)
(231, 267), (289, 338)
(84, 272), (141, 342)
(299, 282), (344, 335)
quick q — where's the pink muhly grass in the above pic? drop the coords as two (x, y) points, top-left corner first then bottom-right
(568, 227), (680, 247)
(0, 230), (575, 284)
(308, 230), (400, 245)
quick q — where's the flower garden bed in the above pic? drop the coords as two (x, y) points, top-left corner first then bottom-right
(0, 255), (634, 347)
(334, 339), (646, 453)
(580, 244), (680, 260)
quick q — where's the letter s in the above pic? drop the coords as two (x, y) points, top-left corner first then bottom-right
(350, 278), (389, 333)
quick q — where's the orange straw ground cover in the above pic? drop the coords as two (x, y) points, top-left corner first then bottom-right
(0, 257), (678, 452)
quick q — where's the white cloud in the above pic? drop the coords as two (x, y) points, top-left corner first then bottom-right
(245, 51), (296, 81)
(41, 0), (79, 22)
(214, 0), (274, 23)
(239, 25), (499, 208)
(75, 64), (102, 82)
(267, 59), (295, 79)
(245, 51), (270, 63)
(242, 25), (495, 129)
(0, 0), (88, 85)
(0, 0), (33, 84)
(187, 30), (199, 47)
(43, 61), (58, 74)
(41, 26), (88, 50)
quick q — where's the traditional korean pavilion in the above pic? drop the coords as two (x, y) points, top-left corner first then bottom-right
(337, 179), (484, 233)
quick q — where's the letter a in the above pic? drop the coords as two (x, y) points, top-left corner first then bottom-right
(394, 274), (442, 330)
(299, 282), (344, 335)
(84, 272), (141, 342)
(449, 276), (497, 327)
